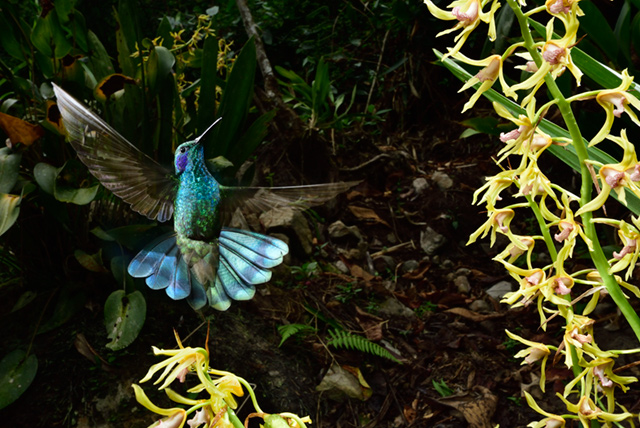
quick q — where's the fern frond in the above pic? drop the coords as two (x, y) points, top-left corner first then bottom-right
(277, 323), (316, 347)
(327, 329), (401, 364)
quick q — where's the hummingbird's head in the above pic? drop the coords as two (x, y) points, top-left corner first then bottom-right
(174, 118), (222, 174)
(174, 140), (202, 174)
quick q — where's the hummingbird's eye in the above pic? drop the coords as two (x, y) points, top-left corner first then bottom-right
(179, 146), (186, 154)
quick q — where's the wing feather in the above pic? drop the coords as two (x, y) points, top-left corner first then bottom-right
(53, 84), (176, 222)
(219, 181), (359, 224)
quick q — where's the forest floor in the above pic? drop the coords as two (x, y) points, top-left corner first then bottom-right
(4, 71), (640, 428)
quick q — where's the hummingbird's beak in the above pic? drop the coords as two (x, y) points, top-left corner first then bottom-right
(194, 117), (223, 145)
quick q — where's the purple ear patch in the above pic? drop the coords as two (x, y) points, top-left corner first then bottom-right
(175, 153), (188, 173)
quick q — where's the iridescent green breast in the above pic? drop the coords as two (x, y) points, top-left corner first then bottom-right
(174, 164), (222, 241)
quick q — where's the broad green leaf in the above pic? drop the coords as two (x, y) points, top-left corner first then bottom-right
(33, 162), (99, 205)
(0, 350), (37, 410)
(311, 58), (330, 123)
(146, 46), (175, 97)
(86, 30), (115, 82)
(434, 49), (640, 216)
(104, 290), (146, 350)
(579, 1), (618, 61)
(208, 38), (257, 160)
(613, 1), (632, 65)
(197, 35), (219, 137)
(156, 16), (174, 49)
(0, 148), (21, 193)
(229, 110), (276, 168)
(61, 8), (88, 53)
(0, 12), (25, 61)
(0, 193), (20, 236)
(114, 9), (135, 78)
(33, 162), (57, 195)
(31, 9), (72, 59)
(459, 116), (502, 136)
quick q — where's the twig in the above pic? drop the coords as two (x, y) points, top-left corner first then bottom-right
(371, 241), (415, 258)
(363, 29), (390, 123)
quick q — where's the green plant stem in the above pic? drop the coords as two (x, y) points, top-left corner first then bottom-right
(505, 0), (640, 344)
(525, 195), (557, 260)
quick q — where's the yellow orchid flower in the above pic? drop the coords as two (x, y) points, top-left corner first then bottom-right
(523, 391), (566, 427)
(132, 384), (187, 428)
(493, 101), (537, 162)
(577, 130), (640, 215)
(449, 52), (509, 112)
(506, 331), (551, 391)
(468, 208), (523, 247)
(424, 0), (501, 57)
(558, 394), (634, 426)
(510, 15), (582, 106)
(589, 70), (640, 146)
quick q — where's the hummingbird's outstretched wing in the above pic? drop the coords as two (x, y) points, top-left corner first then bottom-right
(218, 181), (360, 223)
(53, 84), (177, 222)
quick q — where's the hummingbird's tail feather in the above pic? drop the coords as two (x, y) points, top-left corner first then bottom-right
(212, 228), (290, 305)
(127, 228), (288, 311)
(128, 234), (191, 300)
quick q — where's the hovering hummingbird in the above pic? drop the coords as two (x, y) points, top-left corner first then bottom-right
(52, 84), (357, 311)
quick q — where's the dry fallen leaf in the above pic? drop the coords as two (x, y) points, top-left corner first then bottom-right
(437, 385), (498, 428)
(0, 112), (44, 147)
(349, 264), (376, 283)
(348, 205), (390, 227)
(355, 306), (384, 341)
(445, 307), (504, 322)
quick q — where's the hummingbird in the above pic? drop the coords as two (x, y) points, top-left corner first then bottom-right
(52, 84), (357, 311)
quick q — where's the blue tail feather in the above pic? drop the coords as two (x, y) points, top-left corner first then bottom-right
(207, 278), (232, 311)
(217, 256), (256, 301)
(187, 274), (207, 310)
(167, 257), (191, 300)
(128, 233), (176, 277)
(127, 228), (289, 310)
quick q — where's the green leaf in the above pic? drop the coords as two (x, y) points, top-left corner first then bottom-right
(33, 162), (57, 195)
(0, 12), (26, 61)
(579, 1), (618, 61)
(114, 9), (135, 78)
(30, 9), (72, 59)
(277, 323), (315, 346)
(228, 110), (276, 168)
(311, 58), (330, 124)
(0, 193), (20, 237)
(33, 162), (99, 205)
(432, 379), (454, 397)
(156, 16), (174, 49)
(0, 350), (37, 410)
(208, 38), (257, 159)
(197, 35), (219, 137)
(0, 148), (21, 193)
(86, 30), (115, 82)
(146, 46), (175, 97)
(104, 290), (146, 350)
(60, 8), (88, 53)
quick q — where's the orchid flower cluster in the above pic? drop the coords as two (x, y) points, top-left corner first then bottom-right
(133, 331), (310, 428)
(425, 0), (640, 425)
